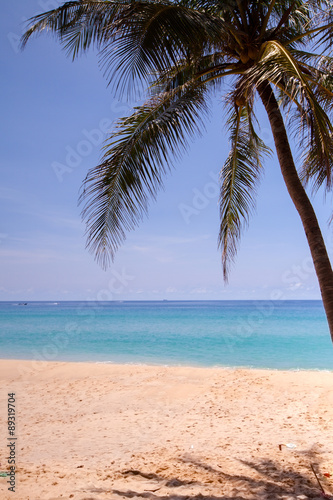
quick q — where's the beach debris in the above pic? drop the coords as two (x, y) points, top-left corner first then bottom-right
(279, 443), (297, 450)
(310, 463), (332, 498)
(122, 470), (158, 481)
(0, 472), (8, 477)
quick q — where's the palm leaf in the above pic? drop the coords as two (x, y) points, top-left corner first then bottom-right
(21, 0), (333, 276)
(246, 41), (333, 187)
(98, 2), (223, 96)
(79, 82), (209, 268)
(21, 1), (118, 54)
(22, 0), (227, 98)
(219, 101), (270, 281)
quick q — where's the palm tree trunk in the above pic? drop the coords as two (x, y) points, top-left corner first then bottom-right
(258, 82), (333, 343)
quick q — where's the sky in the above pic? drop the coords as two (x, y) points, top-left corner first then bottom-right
(1, 1), (333, 302)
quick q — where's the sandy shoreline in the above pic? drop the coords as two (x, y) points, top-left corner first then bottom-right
(0, 360), (332, 500)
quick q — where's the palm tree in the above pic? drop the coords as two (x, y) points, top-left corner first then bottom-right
(22, 0), (333, 341)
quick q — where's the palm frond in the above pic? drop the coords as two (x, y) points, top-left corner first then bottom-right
(313, 1), (333, 50)
(22, 0), (227, 98)
(219, 100), (270, 281)
(21, 0), (333, 276)
(150, 53), (238, 98)
(21, 1), (119, 55)
(247, 41), (333, 187)
(79, 82), (209, 268)
(299, 136), (333, 193)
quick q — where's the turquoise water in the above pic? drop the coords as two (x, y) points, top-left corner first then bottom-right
(0, 300), (332, 370)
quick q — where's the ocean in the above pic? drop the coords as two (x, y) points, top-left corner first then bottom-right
(0, 300), (332, 370)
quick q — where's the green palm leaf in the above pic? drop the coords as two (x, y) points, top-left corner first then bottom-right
(245, 41), (333, 188)
(22, 0), (226, 98)
(79, 83), (209, 268)
(219, 101), (270, 281)
(21, 0), (333, 289)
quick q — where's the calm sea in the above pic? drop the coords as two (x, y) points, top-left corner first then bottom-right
(0, 301), (332, 370)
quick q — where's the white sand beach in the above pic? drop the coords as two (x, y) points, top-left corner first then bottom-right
(0, 360), (332, 499)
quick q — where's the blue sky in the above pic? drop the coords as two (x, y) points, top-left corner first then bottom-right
(1, 0), (333, 301)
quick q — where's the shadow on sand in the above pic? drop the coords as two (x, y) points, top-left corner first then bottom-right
(81, 452), (333, 500)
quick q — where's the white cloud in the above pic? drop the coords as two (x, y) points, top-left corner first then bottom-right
(288, 282), (303, 291)
(190, 287), (209, 294)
